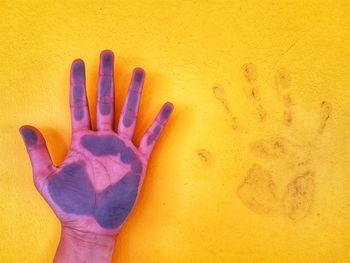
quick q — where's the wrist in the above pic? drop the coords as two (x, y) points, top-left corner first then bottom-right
(54, 227), (116, 263)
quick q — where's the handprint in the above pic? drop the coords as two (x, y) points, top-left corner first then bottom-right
(212, 63), (331, 221)
(236, 65), (331, 220)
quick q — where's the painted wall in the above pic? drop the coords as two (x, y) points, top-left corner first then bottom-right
(0, 1), (349, 262)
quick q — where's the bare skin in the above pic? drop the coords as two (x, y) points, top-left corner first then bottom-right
(19, 50), (174, 263)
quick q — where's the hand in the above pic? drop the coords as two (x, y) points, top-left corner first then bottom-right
(19, 50), (173, 238)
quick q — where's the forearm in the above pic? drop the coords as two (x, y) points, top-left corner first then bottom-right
(54, 227), (116, 263)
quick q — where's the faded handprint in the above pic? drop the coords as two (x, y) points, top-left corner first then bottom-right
(20, 50), (173, 236)
(211, 63), (331, 221)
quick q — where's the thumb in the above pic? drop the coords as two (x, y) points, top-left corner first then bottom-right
(19, 126), (55, 184)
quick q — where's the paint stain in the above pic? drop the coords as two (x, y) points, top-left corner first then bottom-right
(242, 63), (258, 84)
(318, 101), (332, 134)
(241, 63), (267, 121)
(123, 111), (135, 128)
(72, 84), (85, 120)
(283, 94), (293, 107)
(160, 104), (173, 122)
(275, 68), (294, 127)
(275, 68), (291, 90)
(212, 85), (239, 130)
(282, 171), (315, 220)
(250, 137), (288, 159)
(237, 164), (279, 215)
(242, 63), (259, 98)
(20, 127), (38, 146)
(48, 161), (140, 229)
(197, 149), (212, 164)
(235, 66), (321, 221)
(243, 136), (315, 220)
(100, 51), (114, 75)
(250, 137), (312, 166)
(284, 109), (293, 126)
(257, 104), (267, 121)
(81, 135), (125, 156)
(213, 85), (231, 113)
(72, 60), (85, 80)
(147, 125), (162, 145)
(126, 92), (138, 112)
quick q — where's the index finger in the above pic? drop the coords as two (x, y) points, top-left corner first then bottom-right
(70, 59), (91, 132)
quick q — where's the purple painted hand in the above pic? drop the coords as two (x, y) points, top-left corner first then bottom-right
(20, 50), (173, 237)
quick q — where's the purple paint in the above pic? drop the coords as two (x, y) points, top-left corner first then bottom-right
(48, 162), (94, 214)
(72, 84), (85, 120)
(99, 103), (111, 115)
(81, 135), (125, 156)
(99, 76), (113, 115)
(134, 70), (144, 83)
(126, 92), (138, 111)
(122, 111), (135, 128)
(21, 128), (37, 146)
(119, 68), (145, 128)
(73, 84), (84, 100)
(120, 147), (136, 164)
(94, 172), (140, 228)
(131, 70), (144, 90)
(74, 107), (84, 121)
(160, 105), (173, 121)
(72, 61), (85, 80)
(48, 161), (141, 229)
(101, 52), (113, 74)
(81, 134), (141, 166)
(146, 125), (162, 145)
(100, 76), (112, 97)
(131, 160), (143, 173)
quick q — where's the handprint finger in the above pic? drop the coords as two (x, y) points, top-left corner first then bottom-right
(139, 102), (173, 159)
(97, 50), (115, 131)
(118, 68), (145, 138)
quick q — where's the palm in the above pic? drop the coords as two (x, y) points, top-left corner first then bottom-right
(20, 51), (173, 236)
(42, 131), (145, 235)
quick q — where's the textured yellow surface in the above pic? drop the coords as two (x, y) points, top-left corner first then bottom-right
(1, 1), (350, 262)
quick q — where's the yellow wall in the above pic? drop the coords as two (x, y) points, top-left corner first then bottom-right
(1, 1), (349, 262)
